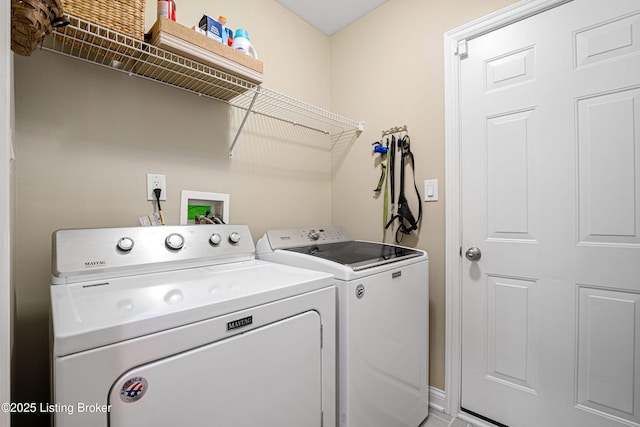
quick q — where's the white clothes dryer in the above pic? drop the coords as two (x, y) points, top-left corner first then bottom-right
(50, 224), (335, 427)
(256, 226), (429, 427)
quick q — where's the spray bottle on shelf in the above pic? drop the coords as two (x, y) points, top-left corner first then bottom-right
(217, 16), (228, 46)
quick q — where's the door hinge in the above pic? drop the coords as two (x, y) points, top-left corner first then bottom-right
(459, 246), (463, 257)
(456, 39), (468, 58)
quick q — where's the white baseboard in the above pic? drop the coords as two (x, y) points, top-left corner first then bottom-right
(429, 386), (446, 412)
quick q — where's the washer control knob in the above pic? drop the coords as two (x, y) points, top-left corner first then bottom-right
(308, 230), (320, 241)
(165, 233), (185, 250)
(209, 233), (222, 246)
(117, 237), (134, 252)
(229, 232), (241, 244)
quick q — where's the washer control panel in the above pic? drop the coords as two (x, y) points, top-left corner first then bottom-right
(52, 224), (255, 283)
(263, 226), (352, 250)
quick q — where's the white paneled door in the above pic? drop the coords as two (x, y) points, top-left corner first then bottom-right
(459, 1), (640, 426)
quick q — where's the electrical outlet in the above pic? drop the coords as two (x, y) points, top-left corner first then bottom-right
(147, 173), (167, 201)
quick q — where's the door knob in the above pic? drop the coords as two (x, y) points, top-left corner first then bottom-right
(465, 247), (482, 261)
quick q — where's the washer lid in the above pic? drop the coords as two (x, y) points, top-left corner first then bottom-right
(284, 241), (422, 271)
(50, 260), (333, 356)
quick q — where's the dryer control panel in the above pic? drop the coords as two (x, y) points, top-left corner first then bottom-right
(261, 226), (352, 250)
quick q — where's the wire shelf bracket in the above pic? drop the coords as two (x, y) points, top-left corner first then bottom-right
(229, 86), (260, 158)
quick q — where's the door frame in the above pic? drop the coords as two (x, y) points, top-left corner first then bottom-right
(1, 0), (12, 424)
(443, 0), (572, 419)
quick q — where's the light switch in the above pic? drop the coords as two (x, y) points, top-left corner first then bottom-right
(424, 179), (438, 202)
(427, 184), (434, 197)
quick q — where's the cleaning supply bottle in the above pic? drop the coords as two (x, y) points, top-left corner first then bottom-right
(157, 0), (176, 21)
(217, 16), (228, 46)
(157, 0), (169, 19)
(231, 28), (258, 58)
(225, 28), (233, 47)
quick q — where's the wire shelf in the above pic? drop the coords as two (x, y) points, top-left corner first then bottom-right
(41, 15), (363, 155)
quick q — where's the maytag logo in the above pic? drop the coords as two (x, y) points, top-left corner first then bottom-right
(392, 271), (401, 279)
(227, 316), (253, 331)
(84, 260), (107, 268)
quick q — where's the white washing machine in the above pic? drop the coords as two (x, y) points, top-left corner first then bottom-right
(50, 224), (335, 427)
(256, 226), (429, 427)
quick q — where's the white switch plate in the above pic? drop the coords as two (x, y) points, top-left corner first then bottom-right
(424, 179), (438, 202)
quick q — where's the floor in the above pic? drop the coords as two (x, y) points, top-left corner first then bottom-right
(420, 408), (478, 427)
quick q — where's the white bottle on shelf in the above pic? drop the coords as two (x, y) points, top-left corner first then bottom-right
(231, 29), (258, 59)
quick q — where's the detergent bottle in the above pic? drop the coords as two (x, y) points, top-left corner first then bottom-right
(231, 29), (258, 59)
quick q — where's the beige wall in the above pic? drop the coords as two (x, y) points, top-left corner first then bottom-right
(13, 1), (331, 424)
(330, 0), (517, 390)
(12, 0), (516, 424)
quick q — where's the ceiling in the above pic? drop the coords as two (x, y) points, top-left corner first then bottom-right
(275, 0), (390, 35)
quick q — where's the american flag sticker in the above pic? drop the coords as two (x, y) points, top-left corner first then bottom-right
(119, 377), (148, 403)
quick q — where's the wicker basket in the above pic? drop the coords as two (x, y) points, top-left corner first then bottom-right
(11, 0), (67, 56)
(63, 0), (145, 40)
